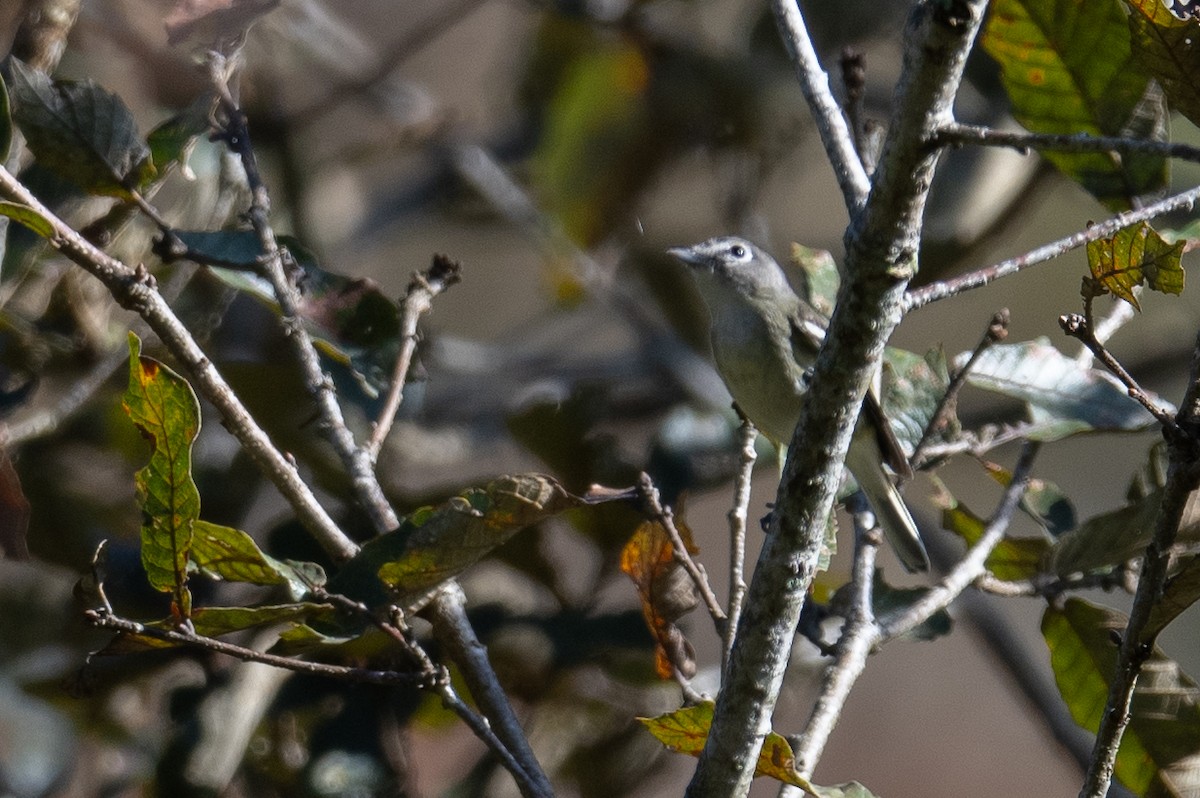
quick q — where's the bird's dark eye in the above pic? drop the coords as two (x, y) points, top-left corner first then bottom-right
(730, 244), (746, 259)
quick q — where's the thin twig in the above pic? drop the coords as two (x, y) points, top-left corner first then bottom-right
(910, 309), (1009, 469)
(1079, 333), (1200, 798)
(1075, 300), (1137, 368)
(206, 50), (400, 535)
(934, 122), (1200, 163)
(913, 421), (1041, 460)
(879, 441), (1040, 641)
(723, 419), (757, 675)
(973, 569), (1127, 599)
(789, 500), (881, 780)
(905, 184), (1200, 311)
(85, 608), (429, 686)
(770, 0), (870, 211)
(638, 473), (728, 629)
(366, 256), (461, 462)
(207, 51), (550, 795)
(1059, 312), (1176, 429)
(839, 48), (873, 175)
(429, 583), (554, 798)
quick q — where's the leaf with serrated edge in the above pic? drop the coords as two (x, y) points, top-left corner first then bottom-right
(123, 333), (200, 617)
(983, 0), (1167, 209)
(638, 702), (878, 797)
(1087, 221), (1185, 309)
(962, 338), (1166, 440)
(1043, 598), (1200, 794)
(8, 59), (153, 197)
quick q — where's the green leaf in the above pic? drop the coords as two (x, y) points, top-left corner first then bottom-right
(881, 345), (954, 456)
(182, 603), (333, 637)
(146, 96), (212, 181)
(980, 460), (1077, 536)
(963, 338), (1167, 440)
(97, 603), (335, 654)
(1125, 0), (1200, 129)
(982, 0), (1167, 209)
(1087, 221), (1185, 309)
(190, 520), (326, 600)
(1146, 555), (1200, 640)
(328, 475), (589, 608)
(638, 702), (878, 796)
(160, 229), (402, 396)
(932, 478), (1049, 581)
(122, 333), (200, 616)
(0, 201), (54, 239)
(1043, 598), (1200, 795)
(8, 58), (154, 198)
(789, 243), (839, 317)
(1050, 489), (1200, 576)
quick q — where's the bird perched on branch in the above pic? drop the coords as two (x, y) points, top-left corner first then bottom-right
(668, 236), (929, 572)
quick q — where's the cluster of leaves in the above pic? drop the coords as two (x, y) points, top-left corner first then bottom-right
(6, 0), (1200, 795)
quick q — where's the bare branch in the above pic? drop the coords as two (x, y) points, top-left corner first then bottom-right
(723, 419), (757, 675)
(688, 4), (988, 794)
(769, 0), (870, 210)
(879, 441), (1039, 641)
(906, 184), (1200, 311)
(367, 255), (461, 461)
(1080, 332), (1200, 798)
(935, 122), (1200, 163)
(429, 583), (555, 798)
(85, 608), (427, 686)
(205, 50), (401, 535)
(1059, 312), (1175, 428)
(790, 500), (881, 779)
(638, 473), (728, 630)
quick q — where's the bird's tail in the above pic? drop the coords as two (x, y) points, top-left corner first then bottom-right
(845, 431), (929, 573)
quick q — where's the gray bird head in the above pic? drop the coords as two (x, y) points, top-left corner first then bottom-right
(667, 236), (795, 304)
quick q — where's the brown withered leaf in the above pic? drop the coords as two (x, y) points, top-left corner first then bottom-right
(620, 516), (700, 679)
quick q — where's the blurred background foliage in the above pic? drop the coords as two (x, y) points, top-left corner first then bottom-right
(1, 0), (1199, 796)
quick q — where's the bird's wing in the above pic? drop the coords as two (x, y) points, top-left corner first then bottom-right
(788, 308), (913, 481)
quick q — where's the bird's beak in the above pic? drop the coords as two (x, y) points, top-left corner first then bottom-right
(667, 246), (703, 267)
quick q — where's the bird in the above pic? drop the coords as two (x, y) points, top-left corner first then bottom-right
(667, 235), (929, 572)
